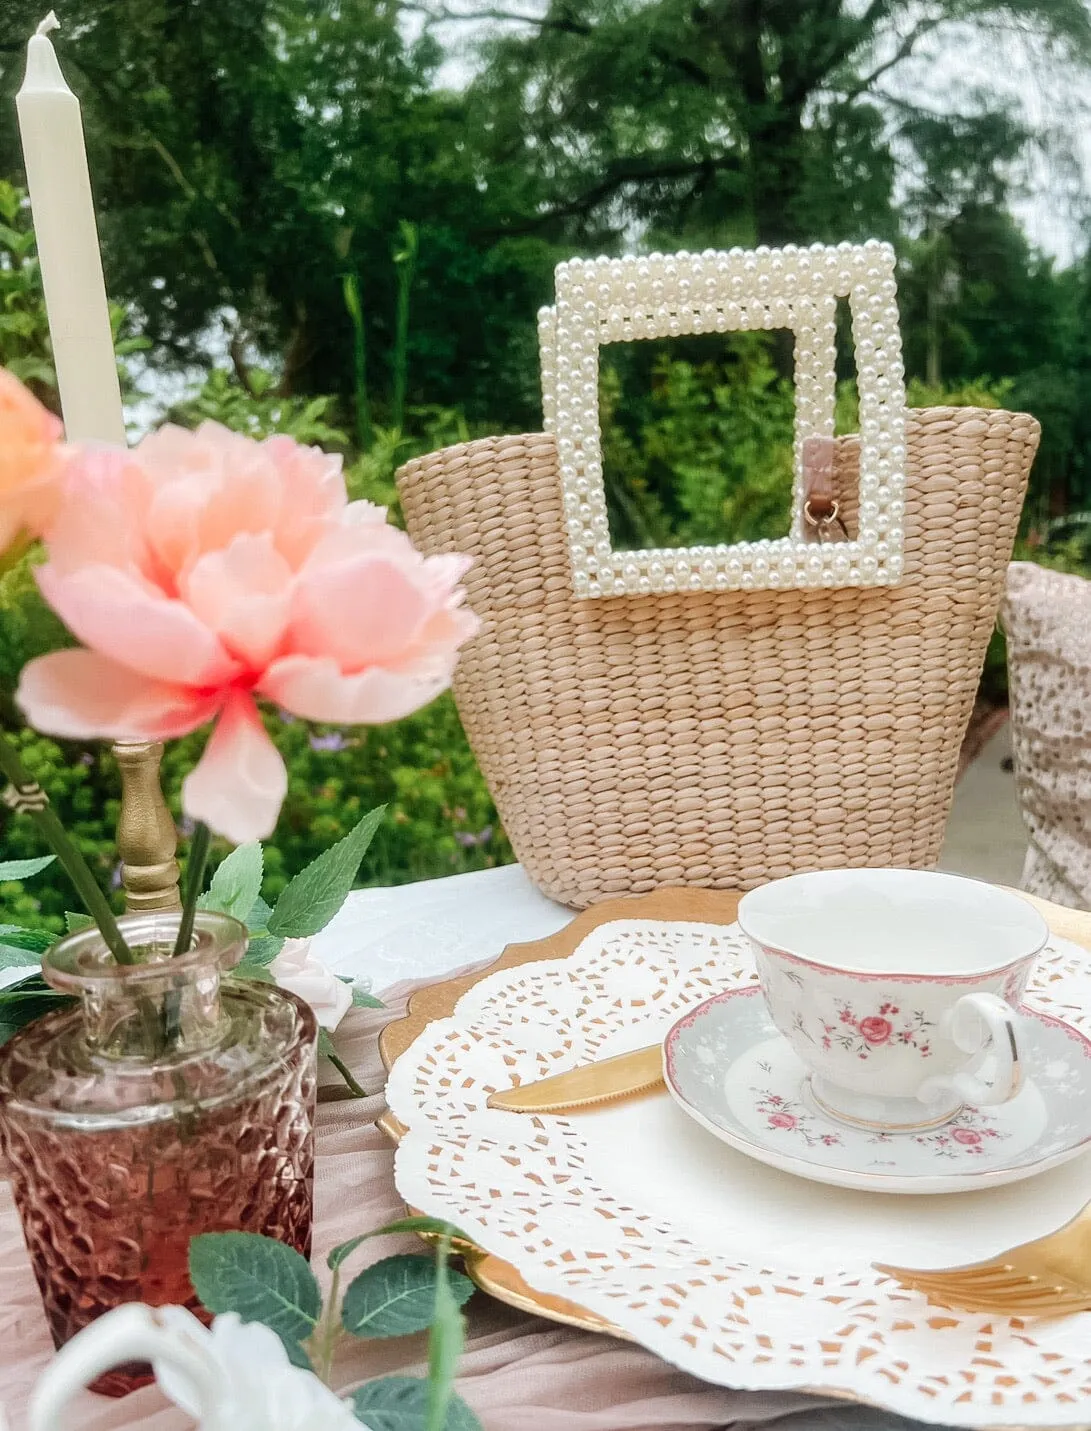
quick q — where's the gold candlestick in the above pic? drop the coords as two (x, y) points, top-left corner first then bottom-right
(113, 741), (181, 912)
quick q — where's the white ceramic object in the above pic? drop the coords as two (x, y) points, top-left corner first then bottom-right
(737, 869), (1049, 1130)
(663, 985), (1091, 1193)
(26, 1304), (361, 1431)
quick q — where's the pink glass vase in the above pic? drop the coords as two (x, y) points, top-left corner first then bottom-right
(0, 911), (317, 1396)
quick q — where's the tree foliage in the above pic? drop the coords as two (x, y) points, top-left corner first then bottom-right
(2, 0), (1091, 919)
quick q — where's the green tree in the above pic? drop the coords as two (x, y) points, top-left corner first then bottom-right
(0, 178), (53, 396)
(448, 0), (1091, 250)
(0, 0), (557, 430)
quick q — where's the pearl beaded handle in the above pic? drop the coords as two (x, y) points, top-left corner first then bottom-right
(538, 242), (907, 599)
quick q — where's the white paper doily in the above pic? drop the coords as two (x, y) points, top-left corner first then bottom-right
(386, 918), (1091, 1427)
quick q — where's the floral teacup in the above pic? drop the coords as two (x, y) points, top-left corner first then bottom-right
(737, 869), (1049, 1131)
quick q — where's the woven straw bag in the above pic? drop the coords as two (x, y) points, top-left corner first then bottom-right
(398, 410), (1038, 910)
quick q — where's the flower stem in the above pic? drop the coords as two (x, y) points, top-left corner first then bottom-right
(317, 1262), (343, 1385)
(326, 1049), (368, 1098)
(0, 731), (134, 964)
(173, 821), (211, 956)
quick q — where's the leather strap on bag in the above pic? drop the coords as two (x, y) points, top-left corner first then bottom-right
(802, 435), (848, 542)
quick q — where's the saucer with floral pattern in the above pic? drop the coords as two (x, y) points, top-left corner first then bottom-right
(663, 986), (1091, 1194)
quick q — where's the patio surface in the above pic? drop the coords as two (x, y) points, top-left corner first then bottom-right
(939, 720), (1028, 886)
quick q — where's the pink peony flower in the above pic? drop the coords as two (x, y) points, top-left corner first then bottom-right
(0, 367), (66, 553)
(858, 1015), (893, 1045)
(768, 1112), (797, 1130)
(952, 1127), (982, 1146)
(16, 422), (478, 842)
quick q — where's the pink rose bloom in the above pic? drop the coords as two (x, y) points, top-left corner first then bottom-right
(952, 1127), (982, 1146)
(858, 1016), (893, 1045)
(768, 1112), (797, 1130)
(16, 422), (478, 842)
(0, 367), (66, 552)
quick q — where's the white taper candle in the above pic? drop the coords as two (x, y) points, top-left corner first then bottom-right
(16, 13), (126, 445)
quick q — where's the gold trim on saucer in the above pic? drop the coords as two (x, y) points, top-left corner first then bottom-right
(805, 1078), (962, 1133)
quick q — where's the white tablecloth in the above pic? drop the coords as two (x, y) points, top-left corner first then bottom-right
(311, 863), (576, 994)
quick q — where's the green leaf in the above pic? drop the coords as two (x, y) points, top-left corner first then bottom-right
(65, 912), (92, 934)
(0, 974), (72, 1047)
(267, 806), (386, 938)
(234, 960), (275, 984)
(336, 975), (384, 1010)
(0, 855), (55, 881)
(243, 932), (284, 967)
(0, 974), (65, 1001)
(327, 1234), (370, 1271)
(200, 843), (263, 921)
(352, 1379), (482, 1431)
(282, 1337), (314, 1372)
(0, 927), (52, 953)
(0, 944), (44, 970)
(247, 893), (275, 930)
(188, 1232), (322, 1349)
(342, 1254), (473, 1340)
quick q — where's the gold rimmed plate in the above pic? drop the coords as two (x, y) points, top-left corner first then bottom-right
(376, 883), (1091, 1341)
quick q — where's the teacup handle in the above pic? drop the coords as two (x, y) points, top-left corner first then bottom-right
(916, 992), (1023, 1109)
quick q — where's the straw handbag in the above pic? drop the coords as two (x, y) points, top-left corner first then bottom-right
(397, 251), (1038, 908)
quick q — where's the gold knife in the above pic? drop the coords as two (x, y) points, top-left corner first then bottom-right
(486, 1044), (663, 1113)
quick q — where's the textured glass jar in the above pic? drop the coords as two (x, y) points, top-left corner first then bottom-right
(0, 911), (317, 1396)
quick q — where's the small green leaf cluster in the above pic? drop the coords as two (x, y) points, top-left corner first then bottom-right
(189, 1220), (480, 1431)
(0, 811), (387, 1100)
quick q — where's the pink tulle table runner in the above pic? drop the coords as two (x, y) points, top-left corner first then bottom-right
(0, 997), (836, 1430)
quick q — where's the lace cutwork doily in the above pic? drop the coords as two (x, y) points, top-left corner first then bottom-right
(387, 918), (1091, 1425)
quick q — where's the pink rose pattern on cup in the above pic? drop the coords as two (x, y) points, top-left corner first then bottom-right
(819, 1000), (935, 1059)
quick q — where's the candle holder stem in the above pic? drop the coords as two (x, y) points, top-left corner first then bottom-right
(113, 742), (181, 912)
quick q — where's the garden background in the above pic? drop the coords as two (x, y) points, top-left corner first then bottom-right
(1, 0), (1091, 927)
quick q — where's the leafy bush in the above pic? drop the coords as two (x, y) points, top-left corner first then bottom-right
(0, 181), (147, 412)
(599, 333), (796, 550)
(0, 345), (1053, 929)
(0, 697), (510, 931)
(0, 180), (54, 393)
(0, 356), (507, 928)
(167, 367), (351, 448)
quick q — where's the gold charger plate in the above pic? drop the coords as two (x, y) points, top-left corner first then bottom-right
(376, 883), (1091, 1347)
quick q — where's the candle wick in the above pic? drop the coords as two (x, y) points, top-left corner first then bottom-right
(35, 11), (60, 37)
